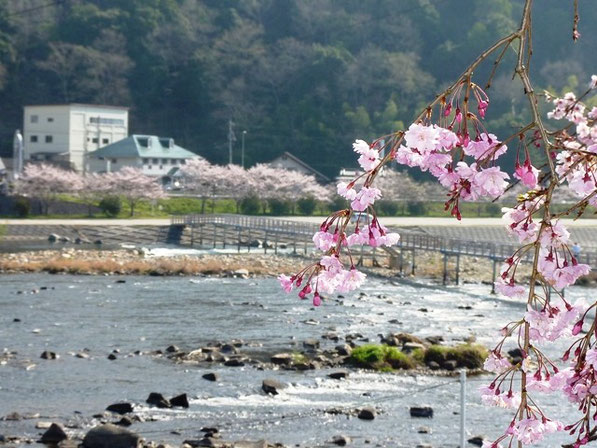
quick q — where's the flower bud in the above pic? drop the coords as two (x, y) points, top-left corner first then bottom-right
(572, 320), (584, 335)
(313, 293), (321, 307)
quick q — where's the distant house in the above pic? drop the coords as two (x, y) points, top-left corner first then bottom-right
(23, 104), (129, 173)
(88, 135), (201, 182)
(268, 151), (330, 183)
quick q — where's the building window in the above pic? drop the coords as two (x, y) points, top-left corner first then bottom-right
(143, 158), (149, 164)
(152, 158), (158, 164)
(111, 159), (117, 164)
(30, 115), (38, 123)
(148, 165), (152, 169)
(30, 135), (38, 143)
(92, 137), (99, 144)
(90, 117), (125, 126)
(47, 117), (54, 122)
(45, 135), (53, 143)
(171, 159), (177, 165)
(159, 165), (163, 170)
(180, 159), (186, 165)
(102, 138), (109, 144)
(161, 158), (168, 164)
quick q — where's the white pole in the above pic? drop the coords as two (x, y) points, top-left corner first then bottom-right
(460, 369), (466, 448)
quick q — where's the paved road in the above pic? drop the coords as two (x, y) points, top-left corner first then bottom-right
(3, 216), (597, 227)
(277, 216), (597, 227)
(0, 218), (172, 226)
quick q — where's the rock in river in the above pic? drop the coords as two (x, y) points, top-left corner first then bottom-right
(82, 424), (140, 448)
(410, 406), (433, 418)
(170, 393), (189, 408)
(330, 435), (351, 446)
(40, 351), (58, 360)
(146, 392), (171, 408)
(39, 423), (68, 444)
(270, 353), (293, 366)
(202, 372), (218, 382)
(106, 403), (134, 415)
(357, 407), (376, 420)
(262, 378), (287, 395)
(328, 370), (349, 380)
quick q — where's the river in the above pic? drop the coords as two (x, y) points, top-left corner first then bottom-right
(0, 273), (591, 447)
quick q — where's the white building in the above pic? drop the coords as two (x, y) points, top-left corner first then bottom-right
(88, 134), (201, 183)
(23, 104), (129, 172)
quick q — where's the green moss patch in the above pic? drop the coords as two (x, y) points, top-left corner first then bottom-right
(424, 344), (488, 369)
(350, 344), (417, 370)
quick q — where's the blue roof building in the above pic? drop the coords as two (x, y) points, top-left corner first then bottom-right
(88, 135), (201, 179)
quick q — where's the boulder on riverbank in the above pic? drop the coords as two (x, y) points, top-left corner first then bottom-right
(82, 424), (140, 448)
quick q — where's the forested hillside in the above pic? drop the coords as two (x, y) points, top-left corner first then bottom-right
(0, 0), (595, 177)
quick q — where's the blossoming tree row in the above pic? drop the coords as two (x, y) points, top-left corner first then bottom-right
(280, 0), (597, 446)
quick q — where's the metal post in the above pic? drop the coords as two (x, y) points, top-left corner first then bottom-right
(460, 369), (466, 448)
(411, 249), (416, 275)
(213, 224), (217, 248)
(237, 228), (241, 253)
(491, 259), (497, 294)
(190, 225), (194, 247)
(455, 254), (460, 285)
(241, 130), (247, 168)
(264, 231), (268, 254)
(442, 252), (448, 285)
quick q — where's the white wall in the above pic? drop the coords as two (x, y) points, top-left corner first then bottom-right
(23, 104), (128, 172)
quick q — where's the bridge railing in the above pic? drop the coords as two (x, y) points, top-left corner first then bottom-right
(171, 214), (597, 267)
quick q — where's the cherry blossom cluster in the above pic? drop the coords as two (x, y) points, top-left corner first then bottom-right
(280, 212), (399, 306)
(482, 80), (597, 447)
(280, 62), (597, 445)
(392, 84), (514, 219)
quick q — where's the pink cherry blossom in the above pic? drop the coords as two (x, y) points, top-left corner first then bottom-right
(337, 182), (357, 200)
(404, 123), (440, 153)
(278, 274), (294, 293)
(351, 187), (382, 211)
(484, 352), (512, 373)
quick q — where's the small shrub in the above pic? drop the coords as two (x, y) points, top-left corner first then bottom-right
(240, 196), (261, 215)
(329, 196), (349, 212)
(99, 196), (122, 217)
(297, 196), (317, 215)
(269, 198), (292, 215)
(407, 201), (427, 216)
(485, 203), (502, 216)
(377, 200), (399, 216)
(14, 197), (31, 217)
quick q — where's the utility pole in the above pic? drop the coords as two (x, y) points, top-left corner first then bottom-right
(241, 130), (247, 168)
(228, 120), (236, 165)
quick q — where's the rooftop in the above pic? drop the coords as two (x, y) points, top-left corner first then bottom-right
(89, 135), (200, 159)
(25, 103), (129, 110)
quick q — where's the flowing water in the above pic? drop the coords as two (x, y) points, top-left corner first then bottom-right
(0, 273), (592, 447)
